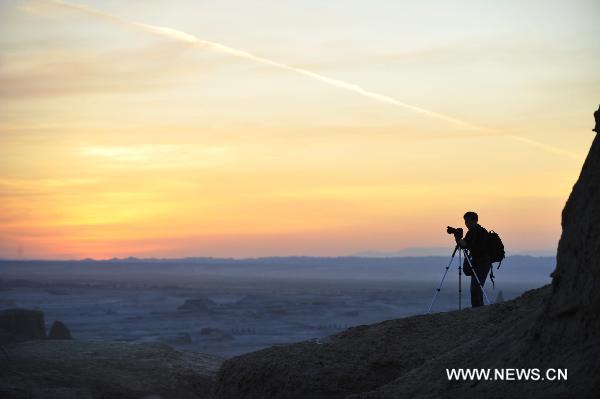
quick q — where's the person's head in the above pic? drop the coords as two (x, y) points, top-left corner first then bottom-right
(463, 211), (478, 230)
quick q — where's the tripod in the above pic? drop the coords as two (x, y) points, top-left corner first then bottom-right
(427, 245), (491, 313)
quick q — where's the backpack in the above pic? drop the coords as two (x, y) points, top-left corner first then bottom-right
(462, 228), (505, 289)
(487, 230), (505, 268)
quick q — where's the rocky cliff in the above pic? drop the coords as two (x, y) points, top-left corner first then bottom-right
(214, 116), (600, 398)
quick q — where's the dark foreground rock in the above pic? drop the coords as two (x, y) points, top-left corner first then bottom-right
(0, 340), (224, 399)
(214, 117), (600, 398)
(0, 308), (46, 343)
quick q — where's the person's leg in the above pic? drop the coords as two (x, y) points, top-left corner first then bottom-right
(478, 262), (490, 287)
(470, 275), (483, 307)
(471, 262), (491, 307)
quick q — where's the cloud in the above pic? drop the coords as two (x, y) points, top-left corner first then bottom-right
(506, 135), (580, 159)
(292, 37), (592, 70)
(0, 176), (98, 188)
(80, 145), (179, 162)
(14, 0), (585, 160)
(0, 43), (224, 98)
(41, 0), (489, 132)
(79, 144), (232, 168)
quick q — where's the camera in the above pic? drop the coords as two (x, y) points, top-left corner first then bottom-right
(446, 226), (464, 239)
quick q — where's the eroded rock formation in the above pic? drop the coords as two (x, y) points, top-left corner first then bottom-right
(0, 308), (46, 343)
(47, 321), (73, 340)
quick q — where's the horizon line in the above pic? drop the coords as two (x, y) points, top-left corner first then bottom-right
(0, 253), (556, 262)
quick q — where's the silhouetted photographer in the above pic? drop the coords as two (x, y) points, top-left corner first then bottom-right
(450, 211), (493, 307)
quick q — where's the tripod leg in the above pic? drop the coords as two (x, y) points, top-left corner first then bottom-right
(462, 249), (491, 305)
(458, 249), (462, 310)
(427, 246), (458, 313)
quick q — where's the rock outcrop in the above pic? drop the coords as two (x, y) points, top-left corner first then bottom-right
(542, 124), (600, 338)
(177, 297), (215, 312)
(200, 327), (234, 342)
(0, 308), (46, 343)
(47, 321), (73, 340)
(214, 112), (600, 398)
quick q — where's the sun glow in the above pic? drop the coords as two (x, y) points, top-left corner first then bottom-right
(0, 0), (597, 258)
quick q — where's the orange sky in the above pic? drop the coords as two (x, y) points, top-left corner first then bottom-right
(1, 0), (599, 259)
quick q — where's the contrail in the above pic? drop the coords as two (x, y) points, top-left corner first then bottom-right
(507, 135), (579, 159)
(46, 0), (580, 159)
(49, 0), (479, 130)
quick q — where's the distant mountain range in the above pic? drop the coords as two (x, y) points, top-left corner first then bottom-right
(0, 249), (556, 263)
(351, 247), (556, 257)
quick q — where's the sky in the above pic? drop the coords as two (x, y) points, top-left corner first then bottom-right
(0, 0), (599, 259)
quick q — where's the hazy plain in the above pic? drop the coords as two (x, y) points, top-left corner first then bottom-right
(0, 256), (554, 357)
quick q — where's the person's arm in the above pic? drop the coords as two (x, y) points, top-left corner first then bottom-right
(456, 229), (471, 249)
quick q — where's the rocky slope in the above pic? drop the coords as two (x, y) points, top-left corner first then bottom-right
(0, 340), (223, 399)
(214, 118), (600, 398)
(215, 286), (551, 399)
